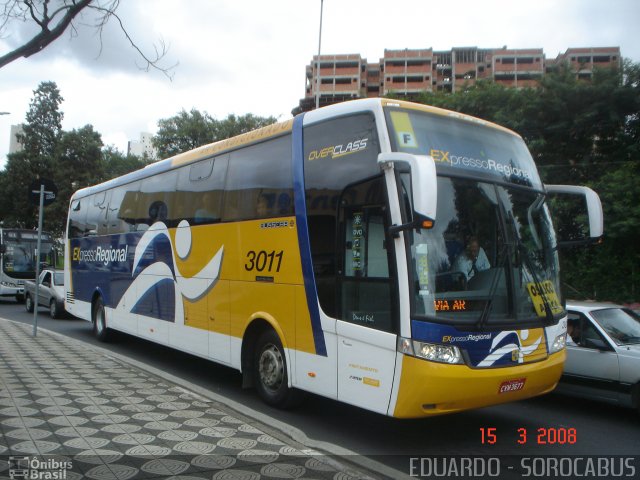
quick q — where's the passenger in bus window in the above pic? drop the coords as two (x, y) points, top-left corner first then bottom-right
(194, 192), (218, 224)
(452, 236), (490, 280)
(149, 201), (168, 223)
(256, 195), (271, 218)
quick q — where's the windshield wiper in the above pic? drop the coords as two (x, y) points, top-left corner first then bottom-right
(476, 244), (509, 330)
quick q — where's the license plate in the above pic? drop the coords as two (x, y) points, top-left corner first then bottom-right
(499, 378), (526, 394)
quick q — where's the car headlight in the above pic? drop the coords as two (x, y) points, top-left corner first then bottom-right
(397, 337), (464, 364)
(549, 333), (566, 354)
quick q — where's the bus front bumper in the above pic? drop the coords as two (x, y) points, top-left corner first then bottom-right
(391, 350), (565, 418)
(0, 283), (24, 297)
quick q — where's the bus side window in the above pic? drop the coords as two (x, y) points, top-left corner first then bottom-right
(139, 170), (178, 228)
(176, 155), (227, 224)
(84, 194), (103, 237)
(95, 191), (111, 236)
(68, 199), (86, 239)
(108, 182), (141, 234)
(303, 113), (381, 320)
(222, 135), (293, 221)
(338, 177), (396, 333)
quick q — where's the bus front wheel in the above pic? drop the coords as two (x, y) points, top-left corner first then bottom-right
(253, 329), (301, 408)
(92, 297), (111, 342)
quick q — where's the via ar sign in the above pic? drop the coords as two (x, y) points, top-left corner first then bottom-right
(29, 178), (58, 206)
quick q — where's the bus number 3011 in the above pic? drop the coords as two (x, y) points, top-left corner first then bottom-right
(245, 250), (284, 273)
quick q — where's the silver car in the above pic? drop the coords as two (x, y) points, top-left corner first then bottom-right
(24, 268), (66, 318)
(557, 301), (640, 412)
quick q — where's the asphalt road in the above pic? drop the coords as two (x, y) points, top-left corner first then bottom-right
(2, 298), (639, 475)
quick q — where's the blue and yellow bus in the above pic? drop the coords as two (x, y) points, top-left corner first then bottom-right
(65, 99), (602, 417)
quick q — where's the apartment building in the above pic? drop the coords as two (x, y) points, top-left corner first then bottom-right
(297, 46), (620, 113)
(127, 132), (157, 160)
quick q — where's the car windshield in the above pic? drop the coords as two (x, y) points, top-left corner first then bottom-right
(54, 272), (64, 285)
(590, 308), (640, 345)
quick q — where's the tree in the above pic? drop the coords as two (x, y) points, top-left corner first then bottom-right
(153, 109), (277, 159)
(47, 124), (104, 235)
(101, 145), (149, 179)
(153, 109), (217, 159)
(0, 0), (175, 76)
(0, 81), (63, 229)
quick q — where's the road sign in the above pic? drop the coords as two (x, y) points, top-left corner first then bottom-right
(29, 178), (57, 206)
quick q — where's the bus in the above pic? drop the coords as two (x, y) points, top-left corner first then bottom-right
(64, 99), (603, 418)
(1, 228), (56, 303)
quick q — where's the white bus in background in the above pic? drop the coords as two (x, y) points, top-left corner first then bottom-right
(0, 228), (56, 303)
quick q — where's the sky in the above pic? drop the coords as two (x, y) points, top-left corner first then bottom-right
(1, 0), (639, 170)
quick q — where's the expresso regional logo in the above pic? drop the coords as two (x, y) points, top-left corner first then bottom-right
(72, 245), (128, 266)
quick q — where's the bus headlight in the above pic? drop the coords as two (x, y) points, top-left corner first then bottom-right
(550, 333), (566, 353)
(397, 337), (463, 364)
(1, 281), (18, 288)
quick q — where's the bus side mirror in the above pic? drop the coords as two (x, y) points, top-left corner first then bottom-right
(545, 184), (603, 247)
(377, 153), (437, 233)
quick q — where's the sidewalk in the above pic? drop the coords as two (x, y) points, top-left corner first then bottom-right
(0, 319), (388, 480)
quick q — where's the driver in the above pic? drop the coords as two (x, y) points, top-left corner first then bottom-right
(453, 236), (490, 281)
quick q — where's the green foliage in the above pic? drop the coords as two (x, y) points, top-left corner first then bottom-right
(153, 108), (217, 158)
(0, 82), (64, 230)
(47, 125), (105, 236)
(101, 146), (150, 179)
(153, 109), (277, 159)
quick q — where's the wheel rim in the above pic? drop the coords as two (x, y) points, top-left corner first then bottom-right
(258, 344), (284, 392)
(26, 297), (32, 310)
(50, 301), (56, 317)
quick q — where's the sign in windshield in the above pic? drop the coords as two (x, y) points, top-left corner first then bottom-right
(385, 107), (542, 190)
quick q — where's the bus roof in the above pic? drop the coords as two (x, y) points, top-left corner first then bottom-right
(72, 98), (520, 200)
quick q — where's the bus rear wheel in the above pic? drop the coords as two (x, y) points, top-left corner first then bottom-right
(253, 329), (302, 408)
(92, 297), (111, 342)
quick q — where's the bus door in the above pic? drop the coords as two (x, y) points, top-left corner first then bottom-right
(336, 177), (399, 414)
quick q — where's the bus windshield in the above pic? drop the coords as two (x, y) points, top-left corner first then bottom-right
(385, 106), (562, 327)
(1, 230), (54, 279)
(407, 177), (562, 327)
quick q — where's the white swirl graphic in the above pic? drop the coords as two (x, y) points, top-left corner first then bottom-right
(117, 220), (223, 324)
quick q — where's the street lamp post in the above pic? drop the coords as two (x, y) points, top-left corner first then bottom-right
(315, 0), (324, 110)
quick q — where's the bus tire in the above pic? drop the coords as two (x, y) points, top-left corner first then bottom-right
(253, 329), (302, 408)
(92, 297), (111, 342)
(25, 294), (34, 313)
